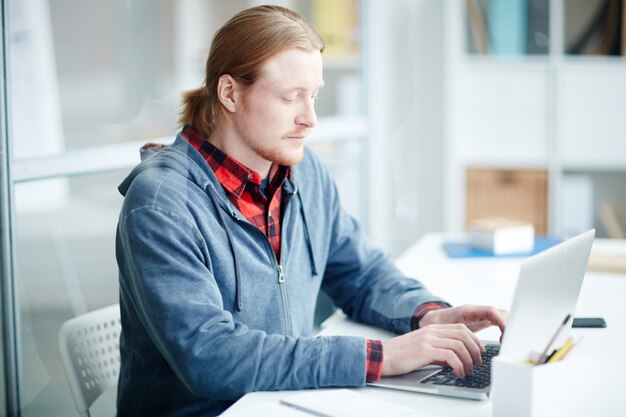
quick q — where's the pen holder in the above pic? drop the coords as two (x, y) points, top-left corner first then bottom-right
(491, 355), (572, 417)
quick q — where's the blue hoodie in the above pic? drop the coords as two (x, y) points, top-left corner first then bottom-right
(115, 133), (447, 416)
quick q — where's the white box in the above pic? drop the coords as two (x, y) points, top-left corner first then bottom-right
(469, 218), (535, 255)
(491, 355), (572, 417)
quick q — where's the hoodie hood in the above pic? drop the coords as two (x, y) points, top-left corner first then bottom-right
(119, 136), (215, 198)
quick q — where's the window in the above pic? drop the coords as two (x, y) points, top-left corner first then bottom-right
(1, 2), (366, 414)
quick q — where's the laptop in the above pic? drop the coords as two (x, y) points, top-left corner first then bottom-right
(369, 229), (595, 400)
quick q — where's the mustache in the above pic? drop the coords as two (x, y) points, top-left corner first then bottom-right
(285, 128), (311, 136)
(285, 129), (310, 137)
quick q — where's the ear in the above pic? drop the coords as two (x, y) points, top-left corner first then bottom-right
(217, 74), (239, 113)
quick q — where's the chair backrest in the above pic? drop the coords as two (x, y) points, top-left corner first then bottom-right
(58, 304), (121, 417)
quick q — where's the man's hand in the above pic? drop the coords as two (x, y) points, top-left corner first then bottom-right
(382, 323), (483, 378)
(381, 304), (507, 379)
(419, 304), (507, 334)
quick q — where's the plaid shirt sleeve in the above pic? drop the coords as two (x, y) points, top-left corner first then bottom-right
(365, 339), (384, 382)
(410, 301), (452, 331)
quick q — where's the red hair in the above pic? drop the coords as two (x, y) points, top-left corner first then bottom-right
(179, 5), (324, 138)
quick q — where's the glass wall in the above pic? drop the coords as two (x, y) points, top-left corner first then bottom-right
(14, 172), (124, 416)
(2, 0), (12, 413)
(2, 1), (365, 415)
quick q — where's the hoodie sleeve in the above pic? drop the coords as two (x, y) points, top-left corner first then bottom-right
(320, 181), (449, 336)
(118, 204), (367, 400)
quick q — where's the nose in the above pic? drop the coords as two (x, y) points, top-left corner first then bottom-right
(296, 97), (317, 128)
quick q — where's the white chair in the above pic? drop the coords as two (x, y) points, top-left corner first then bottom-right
(58, 304), (121, 417)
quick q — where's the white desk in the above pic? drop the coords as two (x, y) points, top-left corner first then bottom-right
(223, 234), (626, 416)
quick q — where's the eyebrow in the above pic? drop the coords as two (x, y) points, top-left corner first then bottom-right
(284, 81), (326, 91)
(282, 83), (325, 93)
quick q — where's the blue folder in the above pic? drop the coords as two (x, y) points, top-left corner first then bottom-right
(443, 236), (562, 258)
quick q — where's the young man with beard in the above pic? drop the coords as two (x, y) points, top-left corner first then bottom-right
(115, 5), (506, 416)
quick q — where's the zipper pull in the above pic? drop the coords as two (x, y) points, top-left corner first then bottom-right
(277, 265), (285, 283)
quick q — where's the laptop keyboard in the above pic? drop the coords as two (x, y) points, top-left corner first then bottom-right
(421, 344), (500, 389)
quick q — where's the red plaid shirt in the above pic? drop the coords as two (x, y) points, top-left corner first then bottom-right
(365, 301), (450, 382)
(182, 126), (288, 261)
(181, 126), (450, 383)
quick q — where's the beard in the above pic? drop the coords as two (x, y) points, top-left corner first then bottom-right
(247, 138), (305, 167)
(238, 95), (308, 167)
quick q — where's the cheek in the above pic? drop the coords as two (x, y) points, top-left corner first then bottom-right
(249, 102), (294, 131)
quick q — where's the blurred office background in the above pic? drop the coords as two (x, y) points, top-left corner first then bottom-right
(1, 0), (625, 415)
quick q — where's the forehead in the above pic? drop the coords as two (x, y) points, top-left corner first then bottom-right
(255, 48), (324, 91)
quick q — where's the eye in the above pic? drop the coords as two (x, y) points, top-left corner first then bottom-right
(282, 96), (297, 103)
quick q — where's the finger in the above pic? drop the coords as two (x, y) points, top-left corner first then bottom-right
(464, 324), (485, 354)
(431, 347), (466, 379)
(489, 307), (507, 333)
(452, 325), (484, 364)
(498, 309), (508, 343)
(428, 325), (483, 365)
(470, 305), (507, 333)
(499, 309), (508, 326)
(431, 336), (476, 376)
(455, 326), (483, 366)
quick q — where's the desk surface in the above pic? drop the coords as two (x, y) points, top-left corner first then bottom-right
(223, 234), (626, 417)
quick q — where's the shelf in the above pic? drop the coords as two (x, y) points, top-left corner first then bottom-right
(458, 159), (626, 174)
(12, 116), (368, 182)
(561, 56), (626, 70)
(446, 0), (626, 235)
(462, 54), (551, 68)
(462, 0), (626, 63)
(459, 159), (549, 169)
(462, 54), (626, 70)
(562, 163), (626, 172)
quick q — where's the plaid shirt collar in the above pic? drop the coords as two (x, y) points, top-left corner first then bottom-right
(181, 125), (291, 198)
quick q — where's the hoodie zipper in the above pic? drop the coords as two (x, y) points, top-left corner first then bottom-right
(269, 189), (296, 336)
(227, 205), (292, 335)
(276, 264), (290, 335)
(207, 182), (295, 335)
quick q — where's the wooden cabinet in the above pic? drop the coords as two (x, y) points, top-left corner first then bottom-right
(465, 169), (548, 234)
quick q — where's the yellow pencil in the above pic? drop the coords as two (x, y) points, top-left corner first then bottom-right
(547, 337), (574, 363)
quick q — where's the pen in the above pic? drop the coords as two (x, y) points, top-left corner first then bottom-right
(537, 314), (571, 365)
(543, 348), (557, 363)
(547, 337), (574, 363)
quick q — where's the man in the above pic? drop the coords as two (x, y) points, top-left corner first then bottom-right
(115, 5), (506, 417)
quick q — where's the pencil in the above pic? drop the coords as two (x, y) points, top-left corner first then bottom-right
(547, 337), (574, 363)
